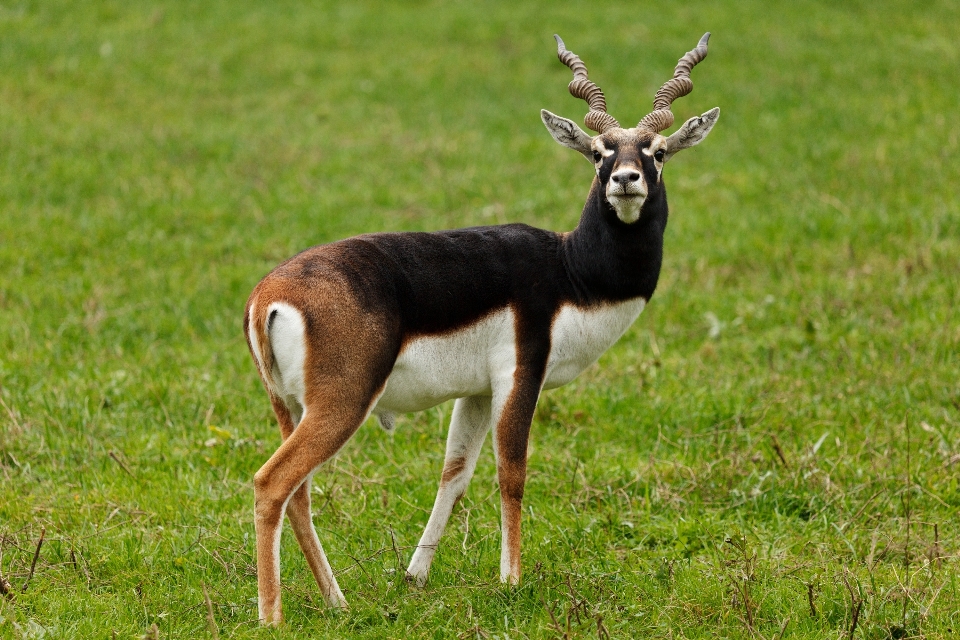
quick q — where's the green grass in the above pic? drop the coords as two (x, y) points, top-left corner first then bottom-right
(1, 0), (959, 637)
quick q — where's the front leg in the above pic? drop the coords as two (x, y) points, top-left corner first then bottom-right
(492, 370), (543, 584)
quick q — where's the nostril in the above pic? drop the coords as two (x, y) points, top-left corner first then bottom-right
(612, 171), (641, 184)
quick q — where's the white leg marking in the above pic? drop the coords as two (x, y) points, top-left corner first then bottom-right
(407, 396), (493, 585)
(256, 485), (296, 624)
(499, 517), (513, 584)
(286, 472), (347, 608)
(486, 377), (523, 585)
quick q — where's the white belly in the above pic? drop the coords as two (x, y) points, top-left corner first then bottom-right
(373, 298), (646, 415)
(374, 309), (518, 414)
(543, 297), (646, 389)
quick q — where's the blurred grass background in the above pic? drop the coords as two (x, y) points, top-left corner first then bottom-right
(1, 0), (958, 638)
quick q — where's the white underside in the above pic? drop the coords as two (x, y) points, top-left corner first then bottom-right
(254, 298), (646, 422)
(374, 297), (646, 416)
(374, 310), (518, 414)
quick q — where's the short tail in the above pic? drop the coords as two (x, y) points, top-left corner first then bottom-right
(245, 297), (276, 390)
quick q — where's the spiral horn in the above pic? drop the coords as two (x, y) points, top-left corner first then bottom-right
(554, 35), (620, 134)
(638, 32), (710, 133)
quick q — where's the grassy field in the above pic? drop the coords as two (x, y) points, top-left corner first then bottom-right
(1, 0), (959, 637)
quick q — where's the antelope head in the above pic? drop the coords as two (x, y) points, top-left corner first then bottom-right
(542, 33), (720, 224)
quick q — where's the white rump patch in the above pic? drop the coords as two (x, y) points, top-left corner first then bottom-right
(266, 302), (308, 406)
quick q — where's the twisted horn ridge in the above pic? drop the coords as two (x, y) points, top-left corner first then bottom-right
(555, 34), (620, 134)
(638, 32), (710, 133)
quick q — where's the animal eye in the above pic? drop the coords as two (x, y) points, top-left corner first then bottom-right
(592, 150), (602, 162)
(654, 149), (665, 162)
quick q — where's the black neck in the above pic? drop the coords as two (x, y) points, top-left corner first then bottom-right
(562, 179), (668, 305)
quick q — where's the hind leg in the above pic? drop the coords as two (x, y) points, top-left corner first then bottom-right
(406, 396), (492, 585)
(255, 397), (370, 625)
(285, 474), (346, 608)
(268, 395), (347, 611)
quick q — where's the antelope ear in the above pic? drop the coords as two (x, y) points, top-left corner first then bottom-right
(663, 107), (720, 161)
(541, 109), (594, 161)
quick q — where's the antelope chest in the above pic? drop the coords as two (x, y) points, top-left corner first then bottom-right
(543, 297), (646, 389)
(373, 297), (646, 414)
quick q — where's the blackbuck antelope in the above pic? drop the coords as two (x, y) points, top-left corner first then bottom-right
(244, 33), (719, 624)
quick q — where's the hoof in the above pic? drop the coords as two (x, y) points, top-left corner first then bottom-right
(324, 591), (349, 610)
(404, 570), (428, 588)
(259, 612), (282, 627)
(258, 599), (283, 626)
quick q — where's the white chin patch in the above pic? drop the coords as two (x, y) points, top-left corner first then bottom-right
(607, 195), (644, 223)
